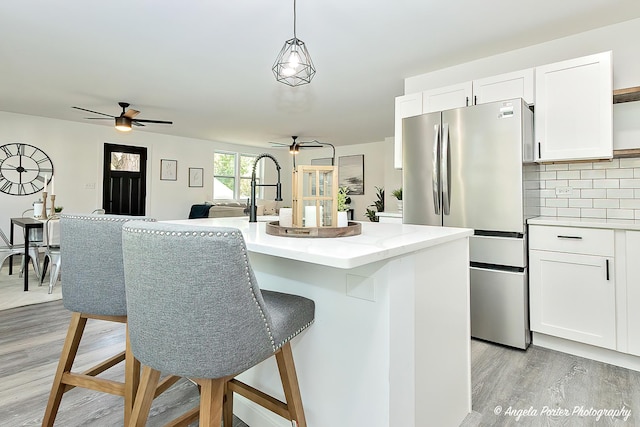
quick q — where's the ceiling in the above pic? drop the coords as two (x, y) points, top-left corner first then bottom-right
(1, 1), (639, 148)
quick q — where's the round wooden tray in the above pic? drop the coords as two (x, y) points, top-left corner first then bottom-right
(265, 221), (362, 238)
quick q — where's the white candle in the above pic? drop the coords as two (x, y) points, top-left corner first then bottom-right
(51, 175), (55, 195)
(304, 206), (317, 228)
(279, 208), (293, 227)
(43, 174), (48, 193)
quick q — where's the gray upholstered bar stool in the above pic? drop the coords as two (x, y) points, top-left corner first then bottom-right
(42, 214), (179, 426)
(122, 221), (315, 427)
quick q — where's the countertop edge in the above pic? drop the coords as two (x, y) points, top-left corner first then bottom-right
(528, 216), (640, 231)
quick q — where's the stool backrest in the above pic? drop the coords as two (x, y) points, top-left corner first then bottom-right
(60, 214), (156, 316)
(122, 221), (275, 379)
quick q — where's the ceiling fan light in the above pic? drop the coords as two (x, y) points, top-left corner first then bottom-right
(115, 116), (132, 132)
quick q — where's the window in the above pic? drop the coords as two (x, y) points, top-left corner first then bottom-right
(110, 152), (140, 172)
(213, 151), (261, 200)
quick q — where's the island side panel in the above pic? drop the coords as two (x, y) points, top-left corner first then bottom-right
(234, 253), (393, 427)
(415, 237), (471, 426)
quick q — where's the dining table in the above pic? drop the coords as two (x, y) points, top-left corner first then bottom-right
(9, 217), (60, 291)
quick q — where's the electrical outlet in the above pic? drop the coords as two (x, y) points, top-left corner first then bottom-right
(555, 186), (572, 196)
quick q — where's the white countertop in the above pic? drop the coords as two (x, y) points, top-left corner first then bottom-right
(163, 217), (472, 269)
(528, 216), (640, 231)
(375, 212), (403, 218)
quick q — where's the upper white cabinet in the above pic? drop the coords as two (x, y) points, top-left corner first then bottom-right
(473, 68), (534, 105)
(535, 51), (613, 162)
(422, 82), (472, 113)
(394, 93), (423, 169)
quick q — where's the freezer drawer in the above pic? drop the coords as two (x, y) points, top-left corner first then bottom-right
(470, 266), (530, 349)
(470, 235), (527, 268)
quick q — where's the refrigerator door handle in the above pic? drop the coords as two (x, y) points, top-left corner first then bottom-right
(432, 123), (441, 215)
(441, 123), (451, 215)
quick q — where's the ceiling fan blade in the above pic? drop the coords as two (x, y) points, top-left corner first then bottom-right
(124, 109), (140, 119)
(269, 142), (291, 147)
(132, 121), (145, 127)
(84, 117), (112, 120)
(72, 106), (115, 118)
(133, 119), (173, 124)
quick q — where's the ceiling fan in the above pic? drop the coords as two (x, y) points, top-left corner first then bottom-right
(269, 136), (335, 167)
(72, 102), (173, 132)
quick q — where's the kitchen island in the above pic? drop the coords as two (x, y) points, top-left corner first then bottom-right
(165, 217), (473, 427)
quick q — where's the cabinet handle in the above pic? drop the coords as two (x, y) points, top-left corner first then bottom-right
(465, 96), (469, 106)
(474, 95), (477, 105)
(606, 259), (610, 281)
(538, 142), (541, 159)
(557, 235), (582, 240)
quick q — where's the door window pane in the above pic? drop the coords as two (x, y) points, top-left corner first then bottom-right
(110, 152), (140, 172)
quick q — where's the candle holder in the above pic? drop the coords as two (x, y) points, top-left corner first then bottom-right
(40, 191), (48, 219)
(50, 195), (56, 218)
(292, 165), (338, 228)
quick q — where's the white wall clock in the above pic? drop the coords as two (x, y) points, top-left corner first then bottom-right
(0, 143), (54, 196)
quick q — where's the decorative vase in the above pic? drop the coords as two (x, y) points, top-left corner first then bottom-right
(397, 200), (403, 213)
(337, 211), (348, 227)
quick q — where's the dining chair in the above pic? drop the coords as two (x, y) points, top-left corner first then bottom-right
(42, 214), (179, 427)
(40, 215), (61, 294)
(0, 227), (40, 279)
(122, 221), (315, 427)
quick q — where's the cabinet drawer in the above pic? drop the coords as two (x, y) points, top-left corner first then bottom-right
(529, 225), (614, 256)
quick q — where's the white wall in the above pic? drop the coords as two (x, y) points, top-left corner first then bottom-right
(0, 111), (290, 241)
(404, 17), (640, 150)
(295, 137), (402, 221)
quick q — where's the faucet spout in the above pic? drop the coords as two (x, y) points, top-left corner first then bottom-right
(249, 153), (282, 222)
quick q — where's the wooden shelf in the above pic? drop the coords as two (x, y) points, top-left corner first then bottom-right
(613, 86), (640, 104)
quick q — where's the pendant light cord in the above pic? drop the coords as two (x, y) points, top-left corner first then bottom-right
(293, 0), (297, 39)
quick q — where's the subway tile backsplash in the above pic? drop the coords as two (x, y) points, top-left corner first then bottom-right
(537, 157), (640, 220)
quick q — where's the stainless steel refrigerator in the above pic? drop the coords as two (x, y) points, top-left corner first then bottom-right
(403, 98), (537, 349)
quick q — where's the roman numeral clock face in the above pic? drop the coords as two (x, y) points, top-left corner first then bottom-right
(0, 143), (54, 196)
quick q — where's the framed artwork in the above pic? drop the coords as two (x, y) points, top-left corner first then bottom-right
(311, 157), (333, 166)
(339, 154), (364, 195)
(160, 159), (177, 181)
(189, 167), (204, 187)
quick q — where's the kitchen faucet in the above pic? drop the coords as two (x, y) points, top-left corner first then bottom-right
(249, 153), (282, 222)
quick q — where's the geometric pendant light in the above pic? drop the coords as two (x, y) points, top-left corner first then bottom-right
(272, 0), (316, 86)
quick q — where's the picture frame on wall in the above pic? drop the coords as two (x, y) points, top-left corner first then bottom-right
(189, 167), (204, 187)
(160, 159), (177, 181)
(338, 154), (364, 195)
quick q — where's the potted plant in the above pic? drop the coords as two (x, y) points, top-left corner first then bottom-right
(392, 188), (402, 213)
(337, 187), (350, 227)
(364, 186), (385, 222)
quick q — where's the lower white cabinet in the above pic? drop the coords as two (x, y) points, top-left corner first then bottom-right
(529, 249), (616, 349)
(529, 225), (616, 350)
(626, 231), (640, 356)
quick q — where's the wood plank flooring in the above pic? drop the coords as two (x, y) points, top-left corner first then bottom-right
(2, 299), (640, 426)
(0, 300), (248, 427)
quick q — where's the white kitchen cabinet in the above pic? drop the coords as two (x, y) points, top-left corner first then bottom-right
(625, 231), (640, 356)
(472, 68), (534, 105)
(421, 82), (472, 113)
(529, 225), (616, 350)
(394, 93), (423, 169)
(535, 51), (613, 162)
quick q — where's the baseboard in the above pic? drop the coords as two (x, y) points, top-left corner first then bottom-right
(533, 332), (640, 372)
(234, 394), (289, 427)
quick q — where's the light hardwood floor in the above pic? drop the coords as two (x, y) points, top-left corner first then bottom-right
(2, 299), (640, 426)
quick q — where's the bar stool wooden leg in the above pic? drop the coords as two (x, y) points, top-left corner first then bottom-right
(124, 326), (140, 426)
(42, 312), (88, 427)
(276, 342), (307, 427)
(198, 378), (226, 427)
(223, 381), (234, 427)
(129, 366), (161, 427)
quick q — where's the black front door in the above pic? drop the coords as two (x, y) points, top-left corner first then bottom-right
(103, 143), (147, 215)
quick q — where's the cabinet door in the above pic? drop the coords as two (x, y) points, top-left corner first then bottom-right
(626, 231), (640, 356)
(535, 51), (612, 161)
(394, 93), (423, 169)
(422, 82), (471, 113)
(530, 249), (616, 349)
(472, 68), (534, 105)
